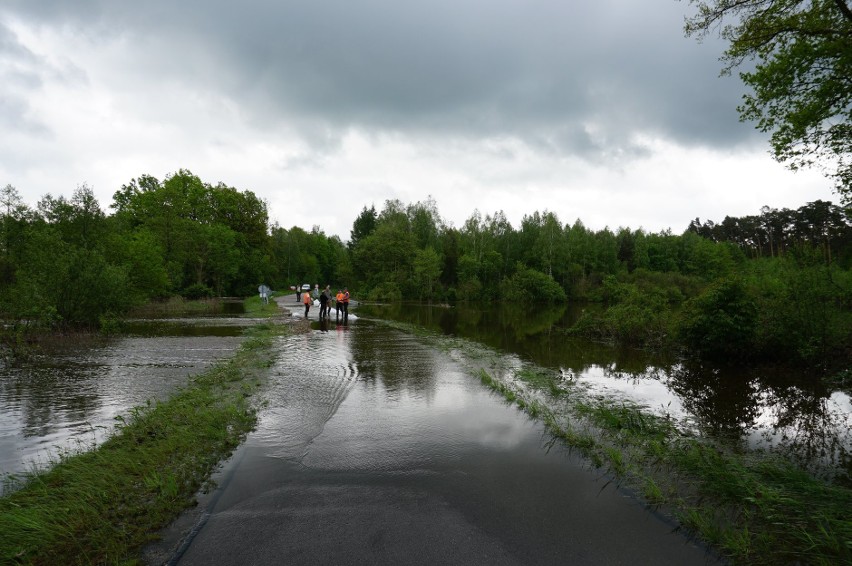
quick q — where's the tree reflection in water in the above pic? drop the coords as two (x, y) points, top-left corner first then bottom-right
(356, 302), (852, 485)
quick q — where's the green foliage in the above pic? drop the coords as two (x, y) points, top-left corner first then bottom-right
(749, 250), (852, 366)
(348, 205), (377, 251)
(352, 221), (417, 293)
(572, 277), (676, 348)
(2, 173), (849, 372)
(366, 281), (403, 302)
(182, 283), (214, 300)
(413, 247), (442, 300)
(456, 253), (482, 301)
(679, 277), (759, 360)
(689, 200), (851, 264)
(685, 1), (852, 200)
(500, 264), (566, 303)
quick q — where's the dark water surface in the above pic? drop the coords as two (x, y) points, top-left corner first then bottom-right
(356, 302), (852, 485)
(171, 319), (714, 565)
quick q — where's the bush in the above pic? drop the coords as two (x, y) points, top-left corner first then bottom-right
(679, 277), (758, 360)
(500, 266), (566, 303)
(182, 283), (214, 300)
(570, 281), (675, 348)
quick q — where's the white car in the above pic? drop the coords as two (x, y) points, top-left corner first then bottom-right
(300, 284), (311, 291)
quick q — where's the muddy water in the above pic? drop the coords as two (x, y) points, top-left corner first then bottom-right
(355, 302), (852, 485)
(0, 318), (251, 492)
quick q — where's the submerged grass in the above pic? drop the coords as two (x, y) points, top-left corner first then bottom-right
(383, 318), (852, 565)
(0, 319), (288, 565)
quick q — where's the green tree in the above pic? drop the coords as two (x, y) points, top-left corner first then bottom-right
(0, 185), (30, 294)
(106, 228), (170, 301)
(408, 197), (442, 250)
(456, 253), (482, 300)
(348, 205), (377, 251)
(685, 0), (852, 200)
(352, 222), (416, 294)
(413, 247), (442, 299)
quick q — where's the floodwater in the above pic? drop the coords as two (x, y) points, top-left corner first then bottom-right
(1, 295), (848, 508)
(356, 302), (852, 485)
(0, 315), (252, 493)
(169, 318), (713, 565)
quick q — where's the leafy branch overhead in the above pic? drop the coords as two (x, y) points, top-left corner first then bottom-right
(685, 0), (852, 200)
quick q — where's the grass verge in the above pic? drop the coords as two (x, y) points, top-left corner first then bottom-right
(0, 320), (288, 565)
(383, 318), (852, 565)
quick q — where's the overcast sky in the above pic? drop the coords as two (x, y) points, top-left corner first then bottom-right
(0, 0), (836, 240)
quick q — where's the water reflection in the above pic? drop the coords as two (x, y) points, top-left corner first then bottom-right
(0, 327), (244, 491)
(356, 302), (852, 484)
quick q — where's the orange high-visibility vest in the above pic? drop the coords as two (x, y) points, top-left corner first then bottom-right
(343, 291), (350, 303)
(302, 292), (311, 304)
(336, 292), (344, 302)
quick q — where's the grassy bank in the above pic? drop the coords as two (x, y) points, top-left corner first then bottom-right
(382, 319), (852, 565)
(0, 318), (288, 565)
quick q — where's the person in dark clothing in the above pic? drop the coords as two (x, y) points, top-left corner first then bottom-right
(319, 286), (330, 320)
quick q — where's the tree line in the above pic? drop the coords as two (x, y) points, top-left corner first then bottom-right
(0, 171), (349, 328)
(687, 201), (851, 263)
(1, 172), (850, 368)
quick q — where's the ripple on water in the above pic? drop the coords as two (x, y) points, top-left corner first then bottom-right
(250, 323), (541, 478)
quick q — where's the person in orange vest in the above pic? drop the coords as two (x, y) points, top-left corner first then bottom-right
(335, 289), (344, 319)
(302, 288), (312, 318)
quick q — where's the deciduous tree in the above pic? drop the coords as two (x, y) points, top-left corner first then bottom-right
(684, 0), (852, 200)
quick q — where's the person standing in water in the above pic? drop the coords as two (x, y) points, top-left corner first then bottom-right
(319, 286), (330, 320)
(302, 288), (312, 318)
(342, 287), (350, 321)
(335, 289), (344, 319)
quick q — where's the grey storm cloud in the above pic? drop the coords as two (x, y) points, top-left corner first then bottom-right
(1, 0), (758, 158)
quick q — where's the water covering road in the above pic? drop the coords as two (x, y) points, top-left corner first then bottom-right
(165, 320), (716, 565)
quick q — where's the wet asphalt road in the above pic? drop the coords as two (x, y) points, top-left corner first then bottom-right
(159, 304), (717, 565)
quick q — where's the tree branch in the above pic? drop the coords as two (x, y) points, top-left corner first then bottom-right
(833, 0), (852, 23)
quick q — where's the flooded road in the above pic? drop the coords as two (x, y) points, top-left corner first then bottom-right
(169, 320), (714, 565)
(356, 302), (852, 485)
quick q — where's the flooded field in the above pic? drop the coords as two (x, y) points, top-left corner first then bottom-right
(0, 317), (252, 492)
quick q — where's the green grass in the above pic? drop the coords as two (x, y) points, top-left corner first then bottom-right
(242, 295), (285, 318)
(128, 297), (230, 317)
(0, 320), (288, 565)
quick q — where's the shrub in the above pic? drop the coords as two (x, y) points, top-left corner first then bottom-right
(500, 265), (566, 303)
(182, 283), (214, 300)
(679, 277), (758, 360)
(570, 280), (674, 348)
